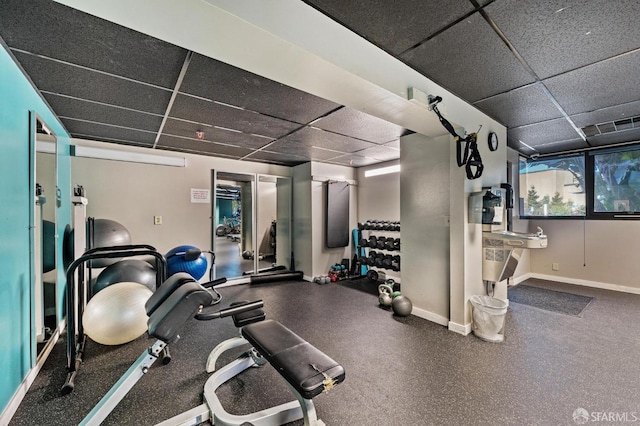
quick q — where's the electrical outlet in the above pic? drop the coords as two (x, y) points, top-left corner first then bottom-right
(552, 262), (559, 271)
(154, 215), (162, 225)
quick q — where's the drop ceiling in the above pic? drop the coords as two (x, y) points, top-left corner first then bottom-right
(1, 0), (639, 167)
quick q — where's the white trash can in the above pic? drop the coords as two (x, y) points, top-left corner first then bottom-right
(470, 295), (508, 342)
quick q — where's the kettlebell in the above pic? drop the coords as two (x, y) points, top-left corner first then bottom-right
(378, 292), (393, 307)
(378, 283), (393, 307)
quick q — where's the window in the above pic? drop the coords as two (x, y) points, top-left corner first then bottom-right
(519, 144), (640, 220)
(519, 154), (586, 217)
(592, 147), (640, 215)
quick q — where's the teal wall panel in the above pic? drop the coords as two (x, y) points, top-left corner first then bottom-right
(0, 45), (70, 416)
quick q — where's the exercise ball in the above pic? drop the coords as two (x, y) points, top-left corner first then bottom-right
(90, 219), (132, 268)
(42, 220), (56, 273)
(83, 281), (152, 345)
(392, 295), (413, 317)
(93, 259), (157, 294)
(166, 245), (207, 280)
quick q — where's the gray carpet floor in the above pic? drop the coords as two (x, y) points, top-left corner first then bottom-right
(9, 277), (640, 425)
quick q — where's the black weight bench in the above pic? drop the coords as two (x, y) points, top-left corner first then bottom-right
(205, 300), (267, 372)
(159, 321), (345, 426)
(243, 320), (345, 399)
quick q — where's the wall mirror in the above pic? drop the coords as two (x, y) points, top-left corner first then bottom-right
(213, 171), (256, 279)
(258, 174), (292, 273)
(211, 172), (292, 280)
(32, 113), (58, 359)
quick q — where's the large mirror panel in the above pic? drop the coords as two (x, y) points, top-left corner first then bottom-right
(33, 114), (58, 358)
(213, 171), (256, 279)
(258, 175), (292, 272)
(211, 172), (292, 280)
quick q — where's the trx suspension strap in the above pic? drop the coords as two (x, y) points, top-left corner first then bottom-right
(429, 96), (484, 180)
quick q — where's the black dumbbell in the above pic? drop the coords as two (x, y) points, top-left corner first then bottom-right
(393, 239), (400, 251)
(391, 255), (400, 271)
(368, 235), (377, 246)
(359, 238), (369, 247)
(382, 255), (393, 269)
(384, 238), (395, 251)
(376, 236), (387, 249)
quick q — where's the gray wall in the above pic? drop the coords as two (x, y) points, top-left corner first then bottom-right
(401, 133), (450, 324)
(71, 140), (290, 259)
(310, 162), (358, 278)
(356, 160), (400, 222)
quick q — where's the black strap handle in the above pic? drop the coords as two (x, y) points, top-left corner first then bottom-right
(432, 101), (484, 180)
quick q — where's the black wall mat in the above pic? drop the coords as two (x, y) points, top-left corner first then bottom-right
(325, 181), (350, 248)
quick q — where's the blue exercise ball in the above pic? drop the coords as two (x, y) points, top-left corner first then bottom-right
(90, 219), (132, 268)
(166, 245), (207, 280)
(94, 259), (157, 294)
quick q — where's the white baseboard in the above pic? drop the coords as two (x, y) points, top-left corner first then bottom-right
(511, 273), (533, 285)
(410, 306), (449, 327)
(530, 273), (640, 295)
(303, 275), (314, 282)
(1, 320), (64, 425)
(448, 321), (472, 335)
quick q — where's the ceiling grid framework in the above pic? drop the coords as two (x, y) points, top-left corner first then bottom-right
(304, 0), (640, 156)
(0, 0), (406, 167)
(1, 0), (640, 163)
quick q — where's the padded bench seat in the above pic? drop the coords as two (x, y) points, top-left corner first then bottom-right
(241, 319), (345, 400)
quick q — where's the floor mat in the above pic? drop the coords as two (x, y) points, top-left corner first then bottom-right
(508, 284), (594, 316)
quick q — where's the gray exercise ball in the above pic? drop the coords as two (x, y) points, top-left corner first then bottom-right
(392, 295), (413, 317)
(93, 259), (157, 294)
(90, 219), (132, 268)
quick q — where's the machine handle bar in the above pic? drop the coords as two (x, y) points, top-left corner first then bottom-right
(195, 300), (263, 321)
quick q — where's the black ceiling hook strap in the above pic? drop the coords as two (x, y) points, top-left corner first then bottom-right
(430, 97), (484, 180)
(456, 136), (470, 167)
(464, 135), (484, 180)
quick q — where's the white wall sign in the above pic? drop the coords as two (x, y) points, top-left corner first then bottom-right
(190, 188), (210, 204)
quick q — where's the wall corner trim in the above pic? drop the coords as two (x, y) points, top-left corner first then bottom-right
(411, 306), (449, 327)
(448, 321), (472, 335)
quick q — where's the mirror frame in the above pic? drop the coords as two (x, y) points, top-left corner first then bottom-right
(30, 111), (58, 362)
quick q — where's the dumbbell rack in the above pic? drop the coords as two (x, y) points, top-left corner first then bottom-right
(356, 220), (401, 280)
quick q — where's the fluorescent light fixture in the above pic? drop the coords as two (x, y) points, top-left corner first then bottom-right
(72, 145), (186, 167)
(364, 164), (400, 177)
(36, 140), (56, 154)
